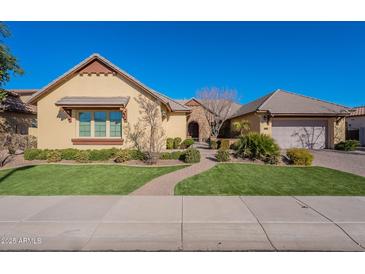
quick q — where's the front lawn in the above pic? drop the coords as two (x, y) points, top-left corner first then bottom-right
(0, 164), (186, 195)
(174, 163), (365, 196)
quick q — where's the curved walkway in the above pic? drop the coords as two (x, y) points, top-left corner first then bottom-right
(131, 148), (217, 196)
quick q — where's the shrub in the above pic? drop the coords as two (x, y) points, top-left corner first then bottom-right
(210, 140), (218, 149)
(180, 138), (194, 149)
(114, 150), (131, 163)
(89, 148), (118, 161)
(166, 138), (174, 150)
(216, 149), (230, 162)
(75, 150), (90, 163)
(159, 151), (184, 160)
(128, 149), (146, 160)
(46, 150), (62, 163)
(236, 132), (280, 164)
(183, 148), (201, 163)
(60, 148), (79, 160)
(24, 149), (42, 160)
(230, 140), (240, 150)
(286, 148), (313, 166)
(219, 139), (230, 150)
(173, 137), (182, 149)
(335, 140), (360, 151)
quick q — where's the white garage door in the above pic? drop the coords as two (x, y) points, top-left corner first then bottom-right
(272, 119), (327, 149)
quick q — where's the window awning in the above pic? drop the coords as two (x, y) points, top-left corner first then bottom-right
(55, 96), (130, 108)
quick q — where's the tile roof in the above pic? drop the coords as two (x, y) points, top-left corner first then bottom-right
(0, 90), (36, 114)
(55, 96), (130, 106)
(9, 89), (38, 95)
(349, 106), (365, 117)
(231, 89), (351, 118)
(28, 53), (190, 113)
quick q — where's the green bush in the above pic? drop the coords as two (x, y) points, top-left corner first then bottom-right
(46, 150), (62, 163)
(114, 150), (131, 163)
(166, 138), (174, 149)
(219, 139), (230, 150)
(335, 140), (360, 151)
(173, 137), (182, 149)
(183, 148), (201, 163)
(216, 149), (230, 162)
(128, 149), (146, 160)
(210, 140), (218, 149)
(236, 132), (280, 164)
(230, 140), (240, 150)
(180, 138), (194, 149)
(75, 150), (90, 163)
(60, 148), (79, 160)
(159, 151), (184, 160)
(286, 148), (313, 166)
(24, 149), (43, 160)
(89, 148), (118, 161)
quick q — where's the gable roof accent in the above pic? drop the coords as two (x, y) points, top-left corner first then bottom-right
(0, 90), (36, 114)
(28, 53), (190, 113)
(349, 106), (365, 117)
(231, 89), (351, 118)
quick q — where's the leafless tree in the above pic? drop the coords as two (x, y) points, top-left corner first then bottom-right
(130, 95), (165, 163)
(197, 87), (237, 138)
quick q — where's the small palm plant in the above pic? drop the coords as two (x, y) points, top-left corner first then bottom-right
(232, 120), (250, 136)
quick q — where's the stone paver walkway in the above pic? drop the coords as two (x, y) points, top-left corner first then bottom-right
(311, 150), (365, 177)
(0, 196), (364, 251)
(131, 148), (217, 195)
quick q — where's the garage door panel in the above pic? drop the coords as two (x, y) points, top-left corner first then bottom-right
(272, 119), (327, 149)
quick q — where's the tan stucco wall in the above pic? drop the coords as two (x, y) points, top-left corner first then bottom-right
(229, 113), (346, 149)
(36, 74), (187, 149)
(229, 113), (261, 136)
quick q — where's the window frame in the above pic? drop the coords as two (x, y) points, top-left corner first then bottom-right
(76, 110), (122, 139)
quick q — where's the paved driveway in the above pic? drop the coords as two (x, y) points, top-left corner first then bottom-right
(0, 196), (364, 251)
(312, 150), (365, 177)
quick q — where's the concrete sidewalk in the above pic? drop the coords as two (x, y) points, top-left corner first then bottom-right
(0, 196), (364, 251)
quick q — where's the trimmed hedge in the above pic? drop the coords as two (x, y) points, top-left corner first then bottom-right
(180, 138), (194, 149)
(286, 148), (313, 166)
(166, 138), (174, 150)
(88, 148), (118, 161)
(173, 137), (182, 149)
(210, 140), (218, 149)
(216, 149), (230, 162)
(46, 150), (62, 163)
(219, 139), (230, 150)
(183, 148), (200, 163)
(160, 151), (184, 160)
(75, 150), (90, 163)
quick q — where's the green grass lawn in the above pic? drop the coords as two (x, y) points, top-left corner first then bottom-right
(175, 163), (365, 196)
(0, 164), (186, 195)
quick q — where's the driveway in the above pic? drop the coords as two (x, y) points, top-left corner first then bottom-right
(0, 196), (364, 251)
(312, 150), (365, 177)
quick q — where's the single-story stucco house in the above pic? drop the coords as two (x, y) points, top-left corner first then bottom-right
(25, 53), (350, 149)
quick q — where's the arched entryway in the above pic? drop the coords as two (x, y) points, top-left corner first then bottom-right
(188, 121), (199, 140)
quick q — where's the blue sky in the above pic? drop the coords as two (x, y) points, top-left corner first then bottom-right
(3, 21), (365, 107)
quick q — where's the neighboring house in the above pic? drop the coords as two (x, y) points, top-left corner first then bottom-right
(0, 90), (37, 135)
(28, 54), (190, 149)
(228, 89), (351, 149)
(346, 106), (365, 144)
(10, 89), (38, 103)
(347, 106), (365, 131)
